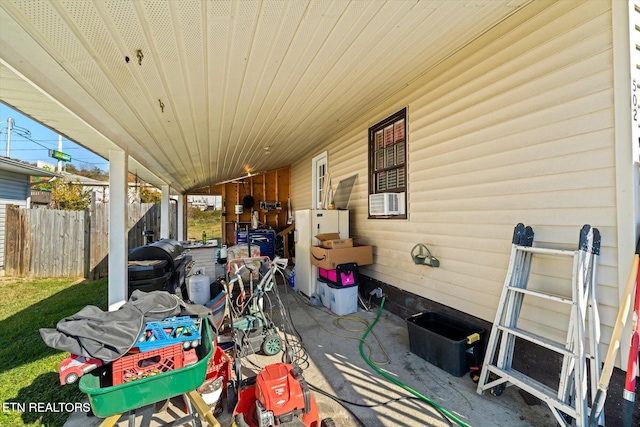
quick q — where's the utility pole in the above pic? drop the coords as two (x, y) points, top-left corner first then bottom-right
(5, 117), (13, 157)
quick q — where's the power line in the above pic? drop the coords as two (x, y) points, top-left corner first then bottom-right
(0, 125), (107, 169)
(0, 129), (51, 150)
(1, 133), (61, 149)
(9, 148), (92, 152)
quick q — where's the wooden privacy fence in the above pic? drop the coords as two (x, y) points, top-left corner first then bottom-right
(4, 202), (176, 278)
(4, 205), (87, 277)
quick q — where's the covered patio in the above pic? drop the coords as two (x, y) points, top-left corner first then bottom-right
(2, 1), (639, 426)
(64, 282), (552, 427)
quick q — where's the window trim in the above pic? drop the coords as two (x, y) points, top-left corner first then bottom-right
(312, 151), (328, 209)
(368, 108), (407, 219)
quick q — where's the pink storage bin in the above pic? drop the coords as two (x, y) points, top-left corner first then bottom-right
(319, 268), (337, 283)
(319, 264), (358, 287)
(338, 270), (357, 286)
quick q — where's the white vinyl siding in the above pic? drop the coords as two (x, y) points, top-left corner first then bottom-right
(290, 160), (312, 211)
(291, 0), (619, 357)
(0, 170), (29, 270)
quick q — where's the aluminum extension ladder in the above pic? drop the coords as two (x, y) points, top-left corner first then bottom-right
(476, 223), (602, 427)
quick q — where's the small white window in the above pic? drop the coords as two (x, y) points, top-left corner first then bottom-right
(312, 151), (328, 209)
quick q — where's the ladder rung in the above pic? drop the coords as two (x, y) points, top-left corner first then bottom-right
(506, 286), (573, 304)
(516, 246), (576, 257)
(496, 326), (574, 356)
(483, 366), (578, 418)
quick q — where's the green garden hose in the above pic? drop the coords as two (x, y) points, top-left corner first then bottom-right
(359, 297), (471, 427)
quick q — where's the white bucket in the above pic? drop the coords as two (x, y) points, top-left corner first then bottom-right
(234, 204), (244, 214)
(198, 377), (223, 407)
(188, 268), (211, 305)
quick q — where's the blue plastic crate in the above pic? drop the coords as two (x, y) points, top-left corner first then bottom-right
(135, 316), (202, 352)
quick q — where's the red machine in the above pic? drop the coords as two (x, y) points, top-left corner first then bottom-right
(232, 363), (333, 427)
(226, 258), (334, 427)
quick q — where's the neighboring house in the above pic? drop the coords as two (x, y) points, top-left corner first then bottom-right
(0, 157), (60, 273)
(188, 195), (222, 211)
(291, 0), (638, 373)
(61, 171), (109, 203)
(59, 172), (161, 204)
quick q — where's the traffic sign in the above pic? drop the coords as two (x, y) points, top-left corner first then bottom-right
(48, 149), (72, 162)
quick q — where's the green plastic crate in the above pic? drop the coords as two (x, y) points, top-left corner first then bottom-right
(79, 318), (213, 418)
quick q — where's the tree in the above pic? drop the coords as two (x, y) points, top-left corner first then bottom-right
(50, 178), (91, 210)
(139, 182), (162, 204)
(66, 163), (109, 181)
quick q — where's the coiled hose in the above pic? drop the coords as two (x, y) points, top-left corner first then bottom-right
(360, 297), (471, 427)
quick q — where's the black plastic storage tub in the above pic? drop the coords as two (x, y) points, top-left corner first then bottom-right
(406, 312), (485, 377)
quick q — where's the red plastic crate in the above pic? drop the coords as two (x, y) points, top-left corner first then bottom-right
(112, 343), (184, 385)
(205, 343), (231, 384)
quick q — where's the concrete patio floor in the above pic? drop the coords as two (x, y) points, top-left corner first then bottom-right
(65, 283), (554, 427)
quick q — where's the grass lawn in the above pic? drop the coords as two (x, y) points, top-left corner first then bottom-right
(0, 277), (107, 427)
(186, 209), (221, 242)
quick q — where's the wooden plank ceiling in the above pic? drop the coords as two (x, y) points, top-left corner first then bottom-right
(0, 0), (529, 193)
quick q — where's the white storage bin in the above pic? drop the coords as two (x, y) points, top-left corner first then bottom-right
(318, 281), (331, 308)
(329, 285), (358, 316)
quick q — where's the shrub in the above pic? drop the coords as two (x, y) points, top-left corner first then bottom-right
(50, 179), (91, 211)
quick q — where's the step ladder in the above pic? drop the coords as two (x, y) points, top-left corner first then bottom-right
(476, 224), (602, 427)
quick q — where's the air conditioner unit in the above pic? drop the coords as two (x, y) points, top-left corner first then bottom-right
(369, 192), (404, 216)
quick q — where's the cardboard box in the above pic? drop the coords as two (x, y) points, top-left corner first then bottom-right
(315, 233), (353, 249)
(310, 245), (373, 270)
(324, 239), (353, 249)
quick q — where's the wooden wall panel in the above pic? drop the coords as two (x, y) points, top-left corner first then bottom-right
(191, 167), (291, 246)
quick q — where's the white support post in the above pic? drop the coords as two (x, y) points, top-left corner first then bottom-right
(108, 149), (128, 311)
(177, 194), (184, 241)
(160, 184), (170, 239)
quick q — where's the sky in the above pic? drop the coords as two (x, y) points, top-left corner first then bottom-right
(0, 102), (109, 171)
